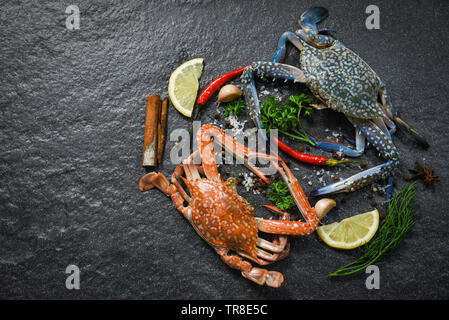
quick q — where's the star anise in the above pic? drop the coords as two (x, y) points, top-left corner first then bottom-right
(423, 166), (439, 186)
(404, 161), (439, 186)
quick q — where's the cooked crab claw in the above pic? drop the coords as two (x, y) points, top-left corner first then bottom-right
(242, 267), (284, 288)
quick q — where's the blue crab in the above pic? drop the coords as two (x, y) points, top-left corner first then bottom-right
(241, 7), (428, 198)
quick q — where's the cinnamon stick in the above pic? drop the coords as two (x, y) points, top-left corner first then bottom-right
(157, 97), (168, 164)
(142, 94), (161, 167)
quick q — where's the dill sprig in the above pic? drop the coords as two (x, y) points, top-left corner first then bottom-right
(329, 182), (418, 277)
(268, 181), (295, 211)
(259, 94), (315, 146)
(223, 97), (245, 120)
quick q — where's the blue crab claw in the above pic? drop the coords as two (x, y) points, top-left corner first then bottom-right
(377, 78), (429, 148)
(344, 136), (372, 151)
(318, 27), (336, 35)
(315, 141), (364, 157)
(297, 7), (335, 48)
(301, 128), (365, 157)
(309, 160), (394, 197)
(309, 180), (348, 197)
(299, 7), (329, 32)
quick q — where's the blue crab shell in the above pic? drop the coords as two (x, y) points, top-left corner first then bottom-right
(300, 40), (384, 119)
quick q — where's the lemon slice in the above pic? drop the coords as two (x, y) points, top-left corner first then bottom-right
(317, 209), (379, 249)
(168, 58), (204, 117)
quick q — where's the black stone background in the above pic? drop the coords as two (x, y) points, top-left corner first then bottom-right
(1, 0), (448, 299)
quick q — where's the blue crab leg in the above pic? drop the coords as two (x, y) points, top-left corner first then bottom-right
(270, 28), (334, 64)
(241, 67), (268, 141)
(270, 32), (304, 92)
(373, 117), (392, 140)
(346, 111), (397, 149)
(378, 103), (397, 135)
(310, 117), (399, 196)
(271, 32), (304, 63)
(386, 176), (394, 200)
(377, 78), (429, 148)
(311, 134), (365, 157)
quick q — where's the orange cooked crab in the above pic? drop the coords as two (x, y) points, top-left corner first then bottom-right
(139, 125), (335, 287)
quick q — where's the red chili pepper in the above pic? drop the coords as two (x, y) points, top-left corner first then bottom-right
(197, 64), (252, 106)
(272, 136), (345, 166)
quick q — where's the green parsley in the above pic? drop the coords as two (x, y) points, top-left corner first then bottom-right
(223, 97), (245, 120)
(268, 181), (295, 211)
(260, 94), (315, 145)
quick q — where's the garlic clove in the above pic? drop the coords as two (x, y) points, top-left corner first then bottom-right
(218, 84), (242, 103)
(314, 198), (336, 220)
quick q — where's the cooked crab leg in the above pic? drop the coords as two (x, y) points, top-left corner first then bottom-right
(197, 124), (277, 184)
(169, 151), (206, 203)
(257, 159), (336, 235)
(255, 207), (291, 263)
(257, 238), (287, 253)
(215, 248), (284, 287)
(255, 199), (336, 236)
(225, 180), (291, 261)
(139, 172), (194, 223)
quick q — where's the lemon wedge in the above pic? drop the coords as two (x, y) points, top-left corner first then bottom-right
(168, 58), (204, 117)
(317, 209), (379, 249)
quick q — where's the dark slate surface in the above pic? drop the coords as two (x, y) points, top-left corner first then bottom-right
(1, 0), (448, 299)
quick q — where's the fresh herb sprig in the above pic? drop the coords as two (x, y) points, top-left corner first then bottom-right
(223, 97), (245, 120)
(268, 181), (295, 211)
(329, 182), (418, 277)
(260, 94), (315, 145)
